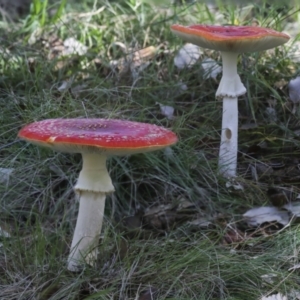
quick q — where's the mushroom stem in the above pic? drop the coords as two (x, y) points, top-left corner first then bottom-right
(218, 96), (238, 177)
(217, 52), (246, 177)
(76, 153), (114, 193)
(67, 153), (115, 271)
(67, 190), (106, 271)
(216, 52), (246, 99)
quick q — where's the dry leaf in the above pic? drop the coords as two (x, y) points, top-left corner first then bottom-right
(283, 202), (300, 217)
(156, 102), (175, 120)
(288, 263), (300, 271)
(131, 46), (156, 68)
(226, 180), (244, 191)
(288, 77), (300, 103)
(57, 80), (71, 92)
(261, 273), (278, 285)
(62, 37), (88, 56)
(261, 293), (287, 300)
(0, 168), (14, 185)
(174, 43), (202, 69)
(201, 57), (222, 79)
(243, 206), (290, 227)
(110, 45), (156, 82)
(188, 214), (212, 228)
(110, 46), (156, 70)
(0, 226), (10, 238)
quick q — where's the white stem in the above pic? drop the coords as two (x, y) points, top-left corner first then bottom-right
(67, 191), (106, 271)
(75, 153), (114, 193)
(216, 52), (247, 178)
(67, 152), (115, 271)
(216, 52), (246, 99)
(218, 97), (238, 178)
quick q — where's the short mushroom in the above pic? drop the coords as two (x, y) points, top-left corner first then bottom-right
(18, 118), (178, 271)
(171, 24), (289, 177)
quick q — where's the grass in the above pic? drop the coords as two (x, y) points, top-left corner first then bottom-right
(1, 0), (300, 299)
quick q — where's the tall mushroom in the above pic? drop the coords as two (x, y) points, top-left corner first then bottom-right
(171, 24), (289, 177)
(18, 118), (178, 271)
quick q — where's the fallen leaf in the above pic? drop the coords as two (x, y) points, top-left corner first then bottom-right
(261, 273), (278, 285)
(57, 80), (71, 92)
(261, 293), (287, 300)
(188, 215), (212, 228)
(109, 45), (156, 82)
(0, 227), (10, 238)
(0, 168), (14, 185)
(131, 46), (157, 68)
(174, 43), (202, 70)
(62, 37), (88, 56)
(283, 202), (300, 217)
(288, 77), (300, 103)
(226, 180), (244, 191)
(201, 57), (222, 79)
(156, 102), (175, 120)
(288, 263), (300, 271)
(243, 206), (290, 227)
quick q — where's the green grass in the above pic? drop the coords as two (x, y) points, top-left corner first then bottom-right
(1, 0), (300, 299)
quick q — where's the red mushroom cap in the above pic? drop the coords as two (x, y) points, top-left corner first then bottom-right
(18, 118), (178, 155)
(171, 24), (290, 52)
